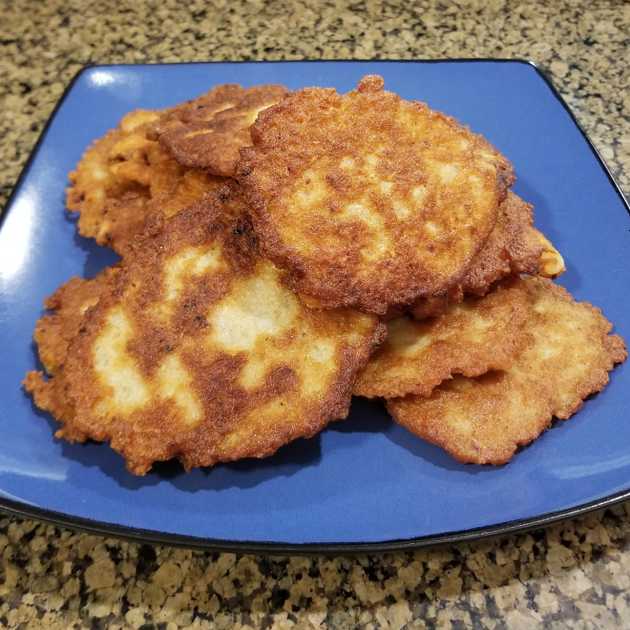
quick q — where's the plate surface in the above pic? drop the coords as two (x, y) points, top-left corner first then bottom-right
(0, 60), (628, 552)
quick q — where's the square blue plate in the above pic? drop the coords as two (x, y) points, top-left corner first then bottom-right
(1, 60), (628, 553)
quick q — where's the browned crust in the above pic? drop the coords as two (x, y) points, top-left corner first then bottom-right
(460, 192), (543, 293)
(410, 191), (546, 319)
(33, 269), (118, 374)
(237, 75), (513, 315)
(354, 281), (530, 399)
(387, 277), (628, 465)
(24, 270), (119, 444)
(151, 84), (290, 176)
(24, 370), (87, 442)
(66, 107), (227, 255)
(25, 189), (385, 475)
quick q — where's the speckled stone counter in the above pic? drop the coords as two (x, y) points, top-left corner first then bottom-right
(1, 1), (629, 627)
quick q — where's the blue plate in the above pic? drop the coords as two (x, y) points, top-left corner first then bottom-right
(0, 60), (628, 553)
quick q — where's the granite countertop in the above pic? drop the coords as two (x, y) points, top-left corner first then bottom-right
(1, 0), (629, 627)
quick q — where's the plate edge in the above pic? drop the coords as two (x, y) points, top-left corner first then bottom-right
(2, 488), (629, 556)
(1, 58), (629, 554)
(526, 60), (629, 215)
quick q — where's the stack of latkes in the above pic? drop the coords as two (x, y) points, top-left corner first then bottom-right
(24, 76), (626, 475)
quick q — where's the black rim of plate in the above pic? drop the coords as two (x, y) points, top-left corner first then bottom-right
(1, 59), (629, 555)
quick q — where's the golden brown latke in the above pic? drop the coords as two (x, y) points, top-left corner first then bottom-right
(237, 74), (514, 314)
(151, 84), (289, 176)
(410, 192), (564, 319)
(354, 282), (530, 399)
(33, 270), (117, 375)
(25, 191), (384, 475)
(66, 109), (225, 254)
(24, 270), (118, 433)
(388, 277), (627, 465)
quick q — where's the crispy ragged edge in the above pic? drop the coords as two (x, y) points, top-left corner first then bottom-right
(237, 75), (513, 315)
(66, 109), (160, 220)
(410, 193), (564, 320)
(34, 270), (119, 374)
(151, 84), (290, 176)
(388, 278), (627, 465)
(23, 269), (119, 443)
(23, 370), (85, 441)
(66, 107), (226, 254)
(354, 281), (530, 399)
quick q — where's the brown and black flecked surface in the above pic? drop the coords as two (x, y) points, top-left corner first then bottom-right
(1, 0), (629, 627)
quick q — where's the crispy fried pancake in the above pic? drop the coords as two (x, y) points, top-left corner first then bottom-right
(152, 84), (289, 176)
(388, 278), (627, 465)
(237, 75), (513, 314)
(66, 109), (225, 254)
(410, 192), (564, 319)
(33, 270), (117, 375)
(354, 282), (529, 399)
(25, 192), (384, 475)
(24, 270), (118, 434)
